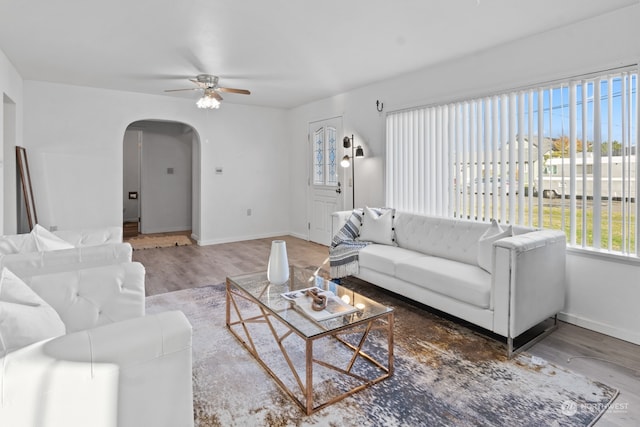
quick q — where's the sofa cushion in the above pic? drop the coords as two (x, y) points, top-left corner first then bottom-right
(0, 238), (20, 255)
(0, 267), (66, 352)
(53, 226), (123, 247)
(24, 262), (146, 333)
(0, 233), (38, 255)
(477, 220), (513, 273)
(395, 256), (491, 308)
(394, 213), (488, 266)
(0, 226), (76, 255)
(358, 245), (423, 276)
(32, 224), (75, 252)
(358, 206), (396, 246)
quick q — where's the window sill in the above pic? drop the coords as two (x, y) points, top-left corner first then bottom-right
(566, 246), (640, 266)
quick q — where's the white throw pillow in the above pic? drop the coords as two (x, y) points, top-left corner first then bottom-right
(31, 224), (75, 252)
(0, 267), (66, 353)
(477, 219), (512, 273)
(357, 206), (397, 246)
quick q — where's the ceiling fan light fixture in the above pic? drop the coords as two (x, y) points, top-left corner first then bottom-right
(196, 94), (220, 109)
(165, 74), (249, 109)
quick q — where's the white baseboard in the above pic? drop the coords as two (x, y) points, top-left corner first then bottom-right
(198, 231), (292, 246)
(288, 231), (308, 240)
(141, 225), (192, 234)
(559, 312), (640, 346)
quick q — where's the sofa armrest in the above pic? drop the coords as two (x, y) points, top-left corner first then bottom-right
(331, 210), (354, 238)
(20, 262), (146, 333)
(0, 310), (193, 427)
(492, 230), (566, 338)
(54, 226), (123, 246)
(0, 242), (133, 277)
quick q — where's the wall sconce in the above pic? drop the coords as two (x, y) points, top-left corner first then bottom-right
(340, 134), (364, 209)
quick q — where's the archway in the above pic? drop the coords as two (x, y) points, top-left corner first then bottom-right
(123, 119), (201, 241)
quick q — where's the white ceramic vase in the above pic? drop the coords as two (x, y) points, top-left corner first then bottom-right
(267, 240), (289, 285)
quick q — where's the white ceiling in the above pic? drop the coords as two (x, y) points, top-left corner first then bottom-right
(0, 0), (637, 109)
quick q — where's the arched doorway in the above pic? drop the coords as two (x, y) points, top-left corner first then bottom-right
(123, 120), (200, 240)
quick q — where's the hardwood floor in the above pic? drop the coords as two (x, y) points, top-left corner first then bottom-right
(134, 235), (639, 426)
(134, 235), (328, 296)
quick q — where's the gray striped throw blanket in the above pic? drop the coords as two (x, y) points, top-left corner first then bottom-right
(330, 208), (396, 279)
(330, 209), (368, 278)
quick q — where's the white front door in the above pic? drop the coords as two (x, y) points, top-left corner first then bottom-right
(308, 117), (344, 245)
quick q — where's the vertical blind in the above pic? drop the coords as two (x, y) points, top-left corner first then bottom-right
(386, 67), (639, 256)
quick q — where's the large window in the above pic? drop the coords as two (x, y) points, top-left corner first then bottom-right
(386, 67), (638, 256)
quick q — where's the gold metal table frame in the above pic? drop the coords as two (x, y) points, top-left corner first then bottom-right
(226, 267), (394, 415)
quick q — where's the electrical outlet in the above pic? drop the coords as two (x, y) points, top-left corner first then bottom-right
(49, 225), (58, 231)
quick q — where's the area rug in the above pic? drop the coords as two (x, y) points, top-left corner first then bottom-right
(146, 281), (618, 427)
(125, 234), (192, 250)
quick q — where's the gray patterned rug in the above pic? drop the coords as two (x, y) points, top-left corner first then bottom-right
(146, 281), (618, 427)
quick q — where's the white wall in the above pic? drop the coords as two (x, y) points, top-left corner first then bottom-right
(139, 121), (193, 233)
(288, 5), (640, 345)
(564, 250), (640, 345)
(0, 49), (23, 235)
(22, 80), (290, 244)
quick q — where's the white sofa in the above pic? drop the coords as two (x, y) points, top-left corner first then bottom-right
(0, 225), (123, 251)
(331, 209), (567, 356)
(0, 262), (194, 427)
(0, 226), (132, 277)
(0, 243), (133, 277)
(49, 226), (123, 247)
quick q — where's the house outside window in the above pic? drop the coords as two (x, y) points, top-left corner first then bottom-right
(386, 67), (638, 256)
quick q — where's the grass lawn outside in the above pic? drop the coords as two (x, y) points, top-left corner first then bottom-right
(460, 195), (637, 254)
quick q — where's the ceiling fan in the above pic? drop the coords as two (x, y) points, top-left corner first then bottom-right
(164, 74), (251, 109)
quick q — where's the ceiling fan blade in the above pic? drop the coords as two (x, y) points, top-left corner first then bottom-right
(212, 91), (223, 102)
(218, 87), (251, 95)
(164, 88), (200, 93)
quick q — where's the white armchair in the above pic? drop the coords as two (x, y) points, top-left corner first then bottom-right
(0, 225), (123, 251)
(0, 242), (133, 277)
(51, 226), (123, 246)
(0, 262), (194, 427)
(19, 262), (146, 332)
(0, 225), (131, 277)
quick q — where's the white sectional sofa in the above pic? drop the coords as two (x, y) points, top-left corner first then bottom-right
(0, 262), (194, 427)
(0, 225), (132, 277)
(331, 209), (567, 356)
(0, 225), (122, 251)
(50, 226), (123, 247)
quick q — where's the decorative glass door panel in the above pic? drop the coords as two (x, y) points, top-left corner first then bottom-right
(308, 117), (343, 245)
(313, 126), (338, 186)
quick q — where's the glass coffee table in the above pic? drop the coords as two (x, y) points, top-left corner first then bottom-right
(226, 266), (394, 415)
